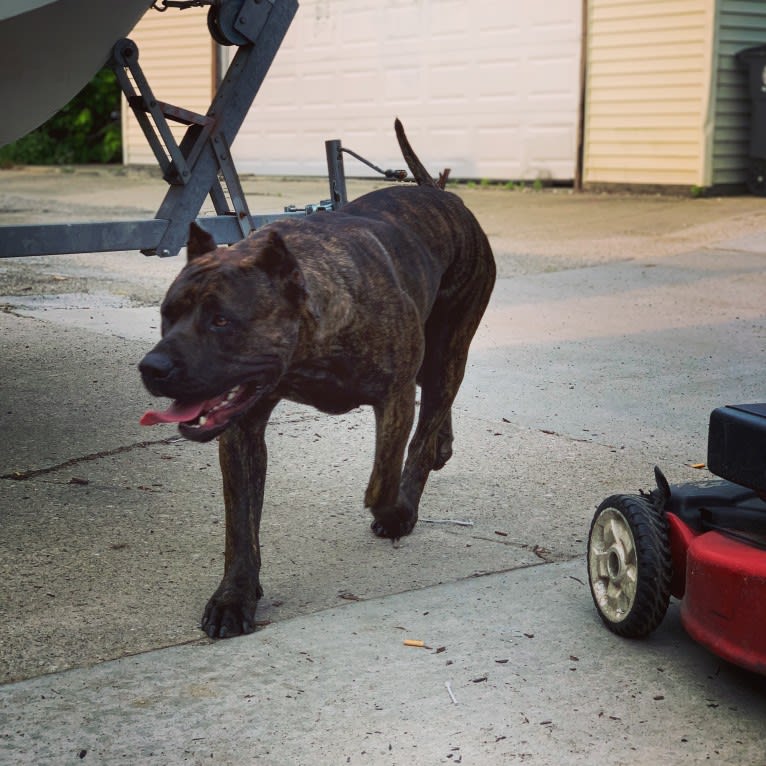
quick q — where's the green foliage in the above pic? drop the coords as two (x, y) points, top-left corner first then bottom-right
(0, 68), (121, 166)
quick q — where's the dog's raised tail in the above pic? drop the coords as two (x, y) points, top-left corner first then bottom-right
(395, 118), (449, 190)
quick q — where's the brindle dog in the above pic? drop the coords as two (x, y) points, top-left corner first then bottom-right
(139, 120), (496, 638)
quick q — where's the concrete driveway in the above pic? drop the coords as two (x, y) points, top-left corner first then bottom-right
(1, 168), (765, 764)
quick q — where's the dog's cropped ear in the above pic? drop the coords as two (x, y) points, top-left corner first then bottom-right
(256, 230), (307, 305)
(187, 222), (217, 262)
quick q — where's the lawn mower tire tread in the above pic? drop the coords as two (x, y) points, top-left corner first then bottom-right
(587, 494), (673, 639)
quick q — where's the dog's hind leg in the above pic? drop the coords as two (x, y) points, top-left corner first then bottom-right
(366, 381), (418, 539)
(400, 258), (495, 519)
(433, 409), (454, 471)
(399, 336), (463, 516)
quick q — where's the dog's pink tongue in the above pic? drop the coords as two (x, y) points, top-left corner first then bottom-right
(140, 400), (205, 426)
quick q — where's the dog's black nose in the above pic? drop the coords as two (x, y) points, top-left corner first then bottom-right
(139, 351), (175, 383)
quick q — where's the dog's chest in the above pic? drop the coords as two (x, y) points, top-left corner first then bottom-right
(278, 354), (386, 414)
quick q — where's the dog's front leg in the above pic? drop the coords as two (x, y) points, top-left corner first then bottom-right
(201, 405), (275, 639)
(366, 382), (418, 539)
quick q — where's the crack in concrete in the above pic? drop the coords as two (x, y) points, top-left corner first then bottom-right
(0, 437), (182, 481)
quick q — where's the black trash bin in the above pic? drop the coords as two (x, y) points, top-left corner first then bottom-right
(737, 45), (766, 195)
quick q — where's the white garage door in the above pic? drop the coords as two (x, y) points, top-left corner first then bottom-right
(232, 0), (583, 181)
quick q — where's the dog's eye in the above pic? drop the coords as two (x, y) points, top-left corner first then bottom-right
(211, 314), (230, 329)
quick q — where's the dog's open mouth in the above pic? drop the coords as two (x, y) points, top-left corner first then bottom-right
(140, 383), (264, 440)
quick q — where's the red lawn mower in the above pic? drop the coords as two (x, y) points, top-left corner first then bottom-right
(587, 404), (766, 676)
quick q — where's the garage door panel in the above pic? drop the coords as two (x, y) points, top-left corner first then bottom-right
(232, 0), (581, 181)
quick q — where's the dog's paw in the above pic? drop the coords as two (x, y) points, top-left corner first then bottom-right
(370, 503), (417, 540)
(432, 439), (453, 471)
(201, 581), (263, 639)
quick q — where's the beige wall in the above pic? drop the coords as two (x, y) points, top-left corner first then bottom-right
(583, 0), (714, 187)
(121, 7), (213, 166)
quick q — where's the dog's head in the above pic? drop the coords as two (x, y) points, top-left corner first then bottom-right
(139, 223), (309, 441)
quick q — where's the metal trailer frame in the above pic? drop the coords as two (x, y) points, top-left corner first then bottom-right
(0, 0), (351, 259)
